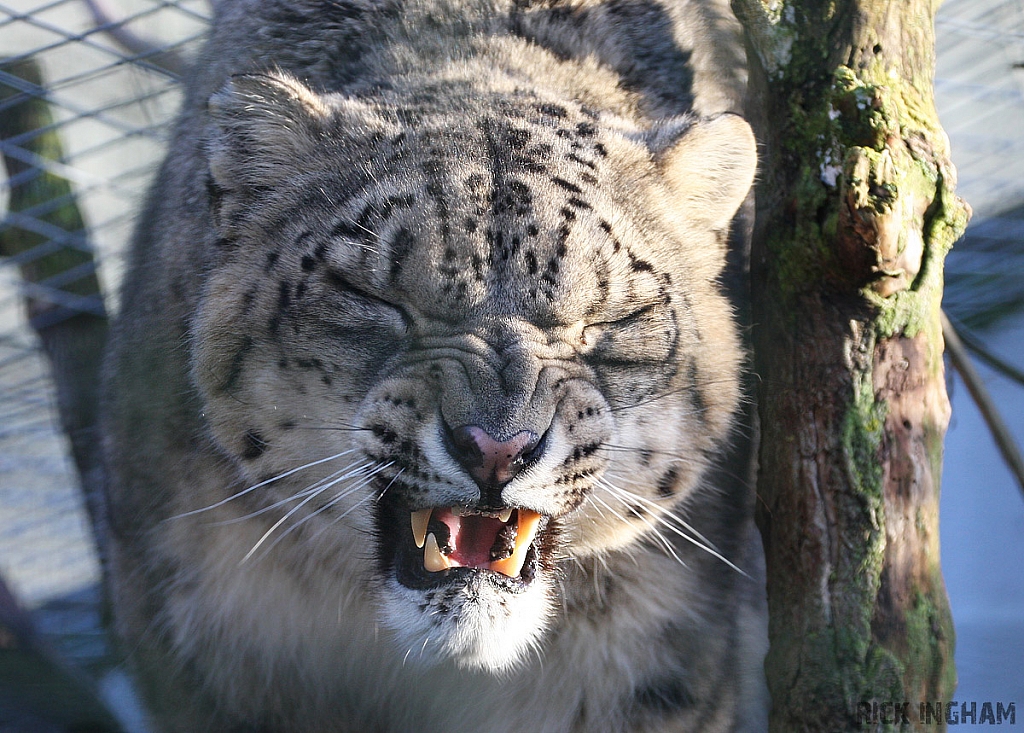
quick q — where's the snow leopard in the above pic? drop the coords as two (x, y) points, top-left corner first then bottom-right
(101, 0), (767, 730)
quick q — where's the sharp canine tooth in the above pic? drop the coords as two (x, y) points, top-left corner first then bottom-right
(411, 509), (431, 549)
(423, 533), (450, 572)
(490, 509), (543, 578)
(497, 507), (513, 523)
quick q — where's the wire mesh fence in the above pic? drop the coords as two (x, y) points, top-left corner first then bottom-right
(0, 0), (1023, 728)
(1, 3), (209, 726)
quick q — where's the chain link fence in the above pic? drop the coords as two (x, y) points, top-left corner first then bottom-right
(1, 2), (208, 727)
(1, 0), (1022, 729)
(1, 0), (207, 602)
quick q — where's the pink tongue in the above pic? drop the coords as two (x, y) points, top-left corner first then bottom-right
(434, 509), (504, 568)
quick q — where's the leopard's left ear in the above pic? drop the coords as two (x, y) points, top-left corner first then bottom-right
(649, 114), (757, 231)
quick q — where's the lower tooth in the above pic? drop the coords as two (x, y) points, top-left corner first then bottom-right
(423, 532), (451, 573)
(490, 509), (542, 578)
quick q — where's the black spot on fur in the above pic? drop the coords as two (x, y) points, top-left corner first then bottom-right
(633, 676), (695, 716)
(507, 127), (531, 149)
(278, 280), (291, 311)
(301, 255), (316, 271)
(388, 227), (416, 282)
(576, 121), (597, 137)
(535, 102), (568, 118)
(372, 425), (398, 444)
(332, 220), (363, 240)
(687, 361), (708, 422)
(551, 176), (583, 194)
(657, 468), (679, 497)
(219, 336), (253, 393)
(567, 153), (597, 170)
(242, 430), (268, 460)
(628, 251), (655, 273)
(206, 173), (223, 211)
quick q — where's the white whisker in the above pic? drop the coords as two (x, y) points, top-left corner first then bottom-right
(373, 467), (405, 503)
(592, 493), (683, 565)
(211, 461), (371, 526)
(249, 462), (396, 559)
(596, 477), (748, 577)
(169, 449), (356, 520)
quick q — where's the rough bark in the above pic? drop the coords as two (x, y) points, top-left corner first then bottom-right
(730, 1), (969, 729)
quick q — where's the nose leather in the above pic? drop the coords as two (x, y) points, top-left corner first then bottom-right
(448, 425), (540, 489)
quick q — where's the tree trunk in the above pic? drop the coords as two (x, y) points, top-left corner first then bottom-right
(730, 1), (969, 729)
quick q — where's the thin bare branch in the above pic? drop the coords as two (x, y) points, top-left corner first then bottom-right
(942, 310), (1024, 502)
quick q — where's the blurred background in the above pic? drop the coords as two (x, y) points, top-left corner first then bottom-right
(0, 0), (1021, 729)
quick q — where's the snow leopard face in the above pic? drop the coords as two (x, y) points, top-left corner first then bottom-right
(191, 72), (755, 671)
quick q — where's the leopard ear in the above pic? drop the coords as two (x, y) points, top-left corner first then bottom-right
(206, 72), (381, 191)
(650, 114), (757, 231)
(207, 72), (330, 190)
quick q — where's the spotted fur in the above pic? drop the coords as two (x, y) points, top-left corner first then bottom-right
(102, 0), (767, 730)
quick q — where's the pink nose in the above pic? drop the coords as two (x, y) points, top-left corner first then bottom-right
(447, 425), (541, 488)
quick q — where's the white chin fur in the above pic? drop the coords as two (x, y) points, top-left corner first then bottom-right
(380, 572), (553, 672)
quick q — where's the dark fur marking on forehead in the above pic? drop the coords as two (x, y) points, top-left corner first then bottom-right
(551, 176), (583, 194)
(566, 152), (597, 170)
(507, 127), (531, 149)
(424, 176), (452, 239)
(388, 227), (416, 282)
(627, 250), (655, 273)
(534, 102), (568, 118)
(576, 121), (597, 137)
(331, 219), (364, 240)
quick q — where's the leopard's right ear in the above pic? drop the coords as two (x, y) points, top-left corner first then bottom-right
(206, 72), (382, 191)
(207, 72), (328, 191)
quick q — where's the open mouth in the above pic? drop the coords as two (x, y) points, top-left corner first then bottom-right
(380, 501), (548, 590)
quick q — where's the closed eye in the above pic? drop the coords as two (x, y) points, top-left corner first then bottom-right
(325, 269), (413, 331)
(581, 303), (659, 342)
(580, 302), (675, 365)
